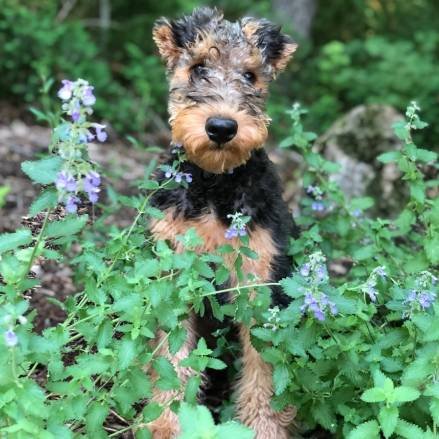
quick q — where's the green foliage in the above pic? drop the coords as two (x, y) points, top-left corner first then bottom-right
(1, 28), (439, 436)
(301, 34), (439, 144)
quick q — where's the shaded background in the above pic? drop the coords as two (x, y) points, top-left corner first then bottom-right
(1, 0), (439, 147)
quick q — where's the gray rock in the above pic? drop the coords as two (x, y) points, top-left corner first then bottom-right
(317, 105), (405, 215)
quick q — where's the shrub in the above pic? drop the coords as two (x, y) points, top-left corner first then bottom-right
(0, 81), (437, 438)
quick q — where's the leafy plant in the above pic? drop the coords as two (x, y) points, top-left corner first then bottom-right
(0, 78), (437, 439)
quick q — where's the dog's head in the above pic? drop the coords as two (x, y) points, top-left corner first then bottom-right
(153, 7), (297, 173)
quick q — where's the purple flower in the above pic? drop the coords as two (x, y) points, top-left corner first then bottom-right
(4, 329), (18, 347)
(175, 173), (183, 183)
(311, 201), (325, 212)
(300, 263), (311, 277)
(301, 291), (337, 321)
(65, 195), (80, 213)
(84, 171), (101, 189)
(83, 171), (101, 204)
(58, 80), (73, 100)
(225, 226), (239, 239)
(329, 302), (338, 315)
(405, 290), (417, 304)
(165, 169), (173, 178)
(56, 171), (77, 192)
(184, 173), (192, 183)
(238, 227), (247, 237)
(352, 209), (362, 218)
(404, 289), (436, 317)
(92, 123), (107, 142)
(224, 224), (246, 240)
(306, 185), (315, 195)
(418, 292), (436, 310)
(71, 109), (81, 122)
(82, 86), (96, 106)
(315, 265), (328, 283)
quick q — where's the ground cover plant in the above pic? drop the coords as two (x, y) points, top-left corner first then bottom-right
(0, 79), (438, 439)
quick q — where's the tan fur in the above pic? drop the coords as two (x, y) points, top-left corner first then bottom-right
(272, 42), (298, 74)
(150, 208), (276, 283)
(237, 327), (296, 438)
(153, 21), (181, 68)
(147, 316), (197, 438)
(241, 19), (297, 75)
(171, 103), (268, 173)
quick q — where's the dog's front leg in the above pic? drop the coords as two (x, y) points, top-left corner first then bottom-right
(236, 325), (296, 439)
(147, 314), (197, 439)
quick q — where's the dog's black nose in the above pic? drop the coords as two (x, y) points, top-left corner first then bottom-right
(205, 117), (238, 144)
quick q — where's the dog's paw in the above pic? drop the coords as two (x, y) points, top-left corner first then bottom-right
(146, 410), (180, 439)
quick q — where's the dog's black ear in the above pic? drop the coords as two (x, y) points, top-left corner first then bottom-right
(241, 18), (297, 75)
(153, 8), (223, 68)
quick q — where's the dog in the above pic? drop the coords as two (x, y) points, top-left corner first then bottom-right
(148, 7), (298, 438)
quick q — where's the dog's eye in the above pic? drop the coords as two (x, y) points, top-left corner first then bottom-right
(243, 71), (256, 84)
(191, 64), (209, 79)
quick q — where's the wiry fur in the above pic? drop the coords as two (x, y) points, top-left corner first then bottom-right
(148, 7), (298, 438)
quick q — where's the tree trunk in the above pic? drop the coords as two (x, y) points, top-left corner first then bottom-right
(272, 0), (317, 39)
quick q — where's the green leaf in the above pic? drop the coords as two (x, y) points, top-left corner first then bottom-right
(395, 419), (425, 438)
(178, 403), (215, 439)
(118, 338), (137, 369)
(360, 387), (386, 403)
(347, 420), (380, 439)
(393, 386), (420, 402)
(86, 402), (108, 433)
(353, 245), (376, 261)
(184, 375), (201, 404)
(280, 277), (304, 299)
(377, 151), (401, 164)
(379, 406), (398, 438)
(207, 358), (227, 370)
(350, 197), (374, 210)
(29, 189), (58, 217)
(414, 148), (437, 163)
(45, 215), (88, 238)
(430, 399), (439, 424)
(216, 422), (254, 439)
(410, 181), (425, 204)
(96, 320), (113, 349)
(143, 402), (163, 423)
(168, 327), (187, 355)
(0, 229), (32, 255)
(153, 357), (180, 391)
(425, 235), (439, 265)
(215, 265), (230, 285)
(136, 429), (152, 439)
(279, 136), (294, 148)
(273, 365), (289, 395)
(240, 246), (258, 260)
(21, 157), (62, 184)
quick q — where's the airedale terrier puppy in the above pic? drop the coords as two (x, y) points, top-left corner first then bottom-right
(149, 7), (298, 438)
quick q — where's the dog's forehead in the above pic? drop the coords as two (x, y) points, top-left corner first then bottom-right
(184, 21), (260, 66)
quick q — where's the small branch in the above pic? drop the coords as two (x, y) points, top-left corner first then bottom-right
(56, 0), (78, 22)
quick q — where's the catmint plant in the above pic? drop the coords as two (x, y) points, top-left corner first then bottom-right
(298, 251), (337, 320)
(360, 266), (387, 302)
(53, 78), (105, 212)
(225, 212), (250, 239)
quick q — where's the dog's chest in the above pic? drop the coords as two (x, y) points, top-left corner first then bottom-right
(150, 208), (278, 282)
